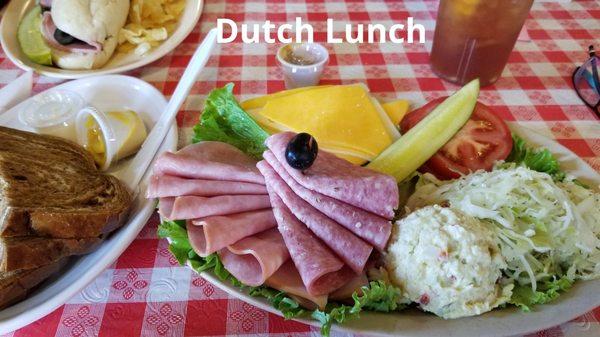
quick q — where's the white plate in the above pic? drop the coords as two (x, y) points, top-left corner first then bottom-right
(0, 0), (203, 79)
(0, 75), (177, 333)
(178, 123), (600, 337)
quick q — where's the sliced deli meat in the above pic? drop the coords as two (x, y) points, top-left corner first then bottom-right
(159, 195), (271, 220)
(187, 210), (277, 257)
(267, 191), (352, 296)
(329, 273), (369, 301)
(265, 260), (328, 310)
(258, 161), (372, 274)
(218, 228), (289, 287)
(264, 150), (391, 251)
(147, 175), (266, 198)
(41, 12), (101, 53)
(153, 142), (264, 184)
(265, 132), (399, 219)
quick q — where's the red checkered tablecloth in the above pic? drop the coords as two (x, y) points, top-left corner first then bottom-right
(1, 0), (599, 336)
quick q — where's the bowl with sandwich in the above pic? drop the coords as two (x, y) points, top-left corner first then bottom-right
(0, 0), (202, 78)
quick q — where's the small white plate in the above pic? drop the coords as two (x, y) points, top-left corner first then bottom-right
(0, 75), (177, 333)
(175, 124), (600, 337)
(0, 0), (203, 79)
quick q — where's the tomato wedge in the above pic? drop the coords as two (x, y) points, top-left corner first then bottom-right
(400, 97), (512, 180)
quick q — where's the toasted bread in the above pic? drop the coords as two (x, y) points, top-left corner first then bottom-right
(0, 236), (101, 272)
(0, 258), (68, 309)
(0, 126), (132, 238)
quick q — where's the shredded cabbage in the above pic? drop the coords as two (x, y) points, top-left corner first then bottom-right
(407, 165), (600, 292)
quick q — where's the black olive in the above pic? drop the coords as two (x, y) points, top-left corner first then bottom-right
(285, 133), (318, 170)
(54, 29), (75, 45)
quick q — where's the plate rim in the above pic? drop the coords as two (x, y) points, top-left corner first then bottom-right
(168, 123), (600, 337)
(0, 75), (178, 333)
(0, 0), (203, 79)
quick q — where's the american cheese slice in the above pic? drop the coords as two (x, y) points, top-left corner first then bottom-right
(247, 108), (373, 164)
(382, 99), (410, 126)
(258, 84), (400, 157)
(240, 86), (332, 111)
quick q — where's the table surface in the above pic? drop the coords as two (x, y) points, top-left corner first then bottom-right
(1, 0), (599, 336)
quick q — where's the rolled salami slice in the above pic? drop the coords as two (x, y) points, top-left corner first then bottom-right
(265, 260), (328, 310)
(264, 150), (391, 251)
(161, 195), (271, 220)
(266, 132), (398, 219)
(153, 142), (264, 184)
(188, 209), (277, 257)
(147, 175), (266, 198)
(258, 161), (372, 274)
(219, 228), (289, 287)
(267, 190), (351, 296)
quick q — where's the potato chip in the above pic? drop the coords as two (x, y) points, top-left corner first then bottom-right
(117, 0), (185, 55)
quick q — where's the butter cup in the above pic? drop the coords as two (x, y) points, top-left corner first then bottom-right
(75, 106), (120, 171)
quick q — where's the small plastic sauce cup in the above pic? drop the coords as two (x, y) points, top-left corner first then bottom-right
(276, 43), (329, 89)
(18, 90), (85, 142)
(76, 107), (147, 170)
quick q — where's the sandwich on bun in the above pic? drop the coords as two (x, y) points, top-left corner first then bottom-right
(18, 0), (129, 70)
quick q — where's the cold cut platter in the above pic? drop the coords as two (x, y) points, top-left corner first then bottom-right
(149, 81), (600, 337)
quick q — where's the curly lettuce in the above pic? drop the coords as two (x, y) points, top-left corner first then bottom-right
(505, 135), (566, 181)
(193, 83), (269, 159)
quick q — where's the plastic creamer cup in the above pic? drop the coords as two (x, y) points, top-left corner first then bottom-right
(18, 90), (85, 142)
(277, 43), (329, 89)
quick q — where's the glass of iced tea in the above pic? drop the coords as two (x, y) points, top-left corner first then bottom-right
(430, 0), (534, 86)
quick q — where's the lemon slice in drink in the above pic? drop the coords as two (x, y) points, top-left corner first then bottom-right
(367, 79), (480, 182)
(17, 6), (53, 66)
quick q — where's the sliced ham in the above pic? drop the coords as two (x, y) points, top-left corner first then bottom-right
(263, 150), (391, 251)
(177, 141), (259, 168)
(329, 273), (369, 301)
(158, 197), (175, 219)
(153, 152), (264, 184)
(265, 260), (328, 310)
(160, 195), (271, 220)
(147, 175), (266, 198)
(40, 12), (100, 53)
(218, 228), (289, 287)
(187, 210), (277, 257)
(265, 132), (399, 219)
(268, 191), (352, 296)
(258, 161), (372, 274)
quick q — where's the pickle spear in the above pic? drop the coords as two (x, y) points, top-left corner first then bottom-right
(367, 79), (480, 181)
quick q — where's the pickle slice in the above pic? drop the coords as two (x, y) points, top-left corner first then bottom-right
(18, 6), (53, 66)
(367, 79), (480, 181)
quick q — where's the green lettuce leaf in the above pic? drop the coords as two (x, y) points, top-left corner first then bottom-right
(312, 280), (404, 336)
(249, 287), (306, 319)
(509, 276), (573, 312)
(192, 83), (269, 159)
(505, 135), (566, 181)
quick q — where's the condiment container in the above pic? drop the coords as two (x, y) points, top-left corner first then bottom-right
(76, 107), (147, 170)
(276, 43), (329, 89)
(18, 90), (85, 142)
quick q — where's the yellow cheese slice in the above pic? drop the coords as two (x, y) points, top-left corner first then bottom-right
(382, 99), (410, 126)
(247, 108), (373, 165)
(240, 85), (331, 111)
(258, 84), (400, 157)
